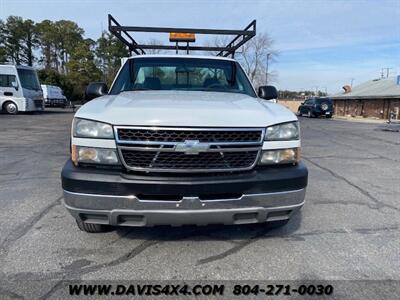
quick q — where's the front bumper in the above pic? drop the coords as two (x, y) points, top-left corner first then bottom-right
(62, 160), (308, 226)
(24, 98), (44, 111)
(45, 98), (67, 107)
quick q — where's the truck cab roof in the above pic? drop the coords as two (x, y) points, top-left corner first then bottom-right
(0, 64), (37, 70)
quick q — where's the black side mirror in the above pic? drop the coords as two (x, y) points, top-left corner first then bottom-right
(258, 85), (278, 100)
(85, 82), (108, 101)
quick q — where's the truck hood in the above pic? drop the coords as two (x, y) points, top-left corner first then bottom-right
(76, 91), (297, 127)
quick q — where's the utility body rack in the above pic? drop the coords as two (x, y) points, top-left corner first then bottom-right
(108, 14), (256, 57)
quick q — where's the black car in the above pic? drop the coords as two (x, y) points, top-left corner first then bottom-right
(298, 97), (333, 118)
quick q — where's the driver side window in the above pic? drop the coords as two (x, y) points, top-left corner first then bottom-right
(0, 74), (17, 88)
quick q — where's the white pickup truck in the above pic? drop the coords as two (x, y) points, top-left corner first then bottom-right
(61, 54), (308, 233)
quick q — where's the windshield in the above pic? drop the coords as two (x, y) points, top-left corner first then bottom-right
(110, 58), (256, 97)
(17, 68), (41, 91)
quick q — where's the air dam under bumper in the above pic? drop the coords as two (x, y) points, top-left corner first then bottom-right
(62, 160), (308, 227)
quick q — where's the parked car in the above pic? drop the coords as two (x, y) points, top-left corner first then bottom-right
(298, 97), (333, 118)
(0, 64), (44, 114)
(41, 84), (68, 108)
(61, 18), (308, 233)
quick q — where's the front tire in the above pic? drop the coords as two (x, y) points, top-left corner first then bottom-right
(76, 219), (109, 233)
(3, 101), (18, 114)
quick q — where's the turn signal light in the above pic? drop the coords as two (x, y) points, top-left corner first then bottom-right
(71, 144), (78, 166)
(71, 145), (120, 166)
(259, 148), (300, 165)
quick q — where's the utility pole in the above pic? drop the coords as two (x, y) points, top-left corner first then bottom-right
(386, 67), (393, 78)
(381, 68), (393, 78)
(265, 53), (271, 85)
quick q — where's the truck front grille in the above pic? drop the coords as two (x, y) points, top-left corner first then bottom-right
(121, 149), (259, 171)
(34, 99), (43, 108)
(115, 127), (264, 173)
(117, 128), (262, 143)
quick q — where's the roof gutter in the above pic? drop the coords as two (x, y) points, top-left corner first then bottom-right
(331, 95), (400, 100)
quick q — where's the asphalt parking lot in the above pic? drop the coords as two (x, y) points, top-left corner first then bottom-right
(0, 109), (399, 298)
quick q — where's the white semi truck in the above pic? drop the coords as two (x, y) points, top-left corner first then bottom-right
(0, 64), (44, 114)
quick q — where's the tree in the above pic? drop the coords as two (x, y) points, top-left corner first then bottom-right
(0, 16), (39, 65)
(0, 20), (7, 63)
(66, 39), (102, 100)
(36, 20), (56, 68)
(3, 16), (25, 64)
(36, 19), (84, 72)
(236, 33), (277, 88)
(54, 20), (84, 73)
(96, 31), (128, 85)
(20, 19), (38, 66)
(146, 39), (164, 54)
(209, 33), (277, 87)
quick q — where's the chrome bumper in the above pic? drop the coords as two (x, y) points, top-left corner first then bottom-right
(63, 189), (306, 227)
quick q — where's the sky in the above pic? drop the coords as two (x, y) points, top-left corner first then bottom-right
(1, 0), (399, 94)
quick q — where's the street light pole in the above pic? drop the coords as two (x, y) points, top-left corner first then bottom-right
(265, 53), (271, 85)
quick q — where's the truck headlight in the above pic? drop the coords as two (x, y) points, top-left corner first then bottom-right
(73, 118), (114, 139)
(259, 148), (300, 165)
(264, 121), (299, 141)
(72, 146), (120, 165)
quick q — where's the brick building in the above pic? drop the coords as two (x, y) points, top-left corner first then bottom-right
(331, 76), (400, 120)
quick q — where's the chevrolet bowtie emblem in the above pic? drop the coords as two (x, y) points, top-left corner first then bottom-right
(175, 140), (210, 155)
